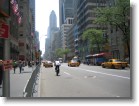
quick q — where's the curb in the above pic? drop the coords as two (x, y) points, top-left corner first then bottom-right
(37, 65), (42, 97)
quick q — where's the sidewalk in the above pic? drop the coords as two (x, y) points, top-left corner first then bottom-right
(0, 85), (2, 97)
(0, 65), (36, 97)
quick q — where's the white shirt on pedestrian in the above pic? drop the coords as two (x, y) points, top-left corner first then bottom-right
(55, 61), (61, 66)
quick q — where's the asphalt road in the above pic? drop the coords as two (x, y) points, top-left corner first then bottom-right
(39, 63), (131, 98)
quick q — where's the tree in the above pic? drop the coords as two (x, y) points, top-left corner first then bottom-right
(55, 48), (63, 58)
(82, 28), (103, 53)
(62, 48), (70, 61)
(94, 0), (130, 58)
(55, 48), (70, 60)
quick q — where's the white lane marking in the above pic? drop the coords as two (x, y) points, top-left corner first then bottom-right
(61, 65), (130, 80)
(116, 96), (121, 97)
(84, 76), (87, 79)
(64, 72), (71, 76)
(93, 76), (96, 79)
(82, 69), (130, 80)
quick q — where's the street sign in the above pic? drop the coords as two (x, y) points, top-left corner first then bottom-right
(0, 23), (9, 39)
(3, 60), (13, 71)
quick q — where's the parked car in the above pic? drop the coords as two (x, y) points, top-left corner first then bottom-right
(68, 60), (80, 67)
(101, 59), (128, 69)
(42, 61), (46, 66)
(44, 61), (53, 68)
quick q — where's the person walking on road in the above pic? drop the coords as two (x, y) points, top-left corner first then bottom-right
(54, 60), (61, 76)
(0, 60), (3, 88)
(18, 61), (23, 74)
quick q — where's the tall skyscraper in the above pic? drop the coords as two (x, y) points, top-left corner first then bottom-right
(59, 0), (74, 28)
(59, 0), (64, 28)
(45, 10), (59, 60)
(49, 10), (57, 29)
(75, 0), (108, 59)
(49, 10), (58, 46)
(29, 0), (35, 33)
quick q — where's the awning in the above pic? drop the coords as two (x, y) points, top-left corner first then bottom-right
(85, 52), (112, 58)
(85, 55), (93, 58)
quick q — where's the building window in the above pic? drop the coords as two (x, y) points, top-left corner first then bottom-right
(20, 23), (23, 27)
(19, 42), (24, 46)
(20, 34), (23, 36)
(110, 27), (113, 33)
(116, 26), (118, 32)
(20, 6), (23, 9)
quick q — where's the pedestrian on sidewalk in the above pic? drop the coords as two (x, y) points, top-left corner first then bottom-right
(13, 60), (17, 74)
(18, 60), (23, 74)
(0, 60), (3, 88)
(28, 61), (32, 67)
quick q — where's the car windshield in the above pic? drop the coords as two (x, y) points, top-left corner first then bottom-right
(47, 61), (52, 63)
(113, 59), (121, 62)
(71, 60), (77, 63)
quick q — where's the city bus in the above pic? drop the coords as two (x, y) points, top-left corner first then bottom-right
(85, 52), (112, 66)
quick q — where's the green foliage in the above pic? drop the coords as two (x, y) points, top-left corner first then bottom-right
(94, 0), (130, 57)
(82, 28), (104, 52)
(55, 48), (70, 58)
(62, 48), (70, 55)
(55, 48), (63, 58)
(95, 0), (130, 36)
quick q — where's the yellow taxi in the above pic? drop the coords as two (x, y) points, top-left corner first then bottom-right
(68, 60), (80, 67)
(43, 61), (53, 68)
(101, 59), (128, 69)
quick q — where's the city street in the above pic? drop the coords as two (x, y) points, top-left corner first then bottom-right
(0, 63), (131, 98)
(0, 0), (131, 99)
(39, 63), (131, 98)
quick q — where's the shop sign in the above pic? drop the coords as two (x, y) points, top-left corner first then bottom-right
(3, 60), (13, 71)
(0, 23), (9, 39)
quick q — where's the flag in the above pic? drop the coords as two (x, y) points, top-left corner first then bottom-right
(13, 3), (18, 13)
(18, 16), (21, 24)
(16, 11), (19, 16)
(10, 0), (14, 4)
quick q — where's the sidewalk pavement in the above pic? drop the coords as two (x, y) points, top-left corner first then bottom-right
(0, 85), (2, 97)
(0, 65), (36, 97)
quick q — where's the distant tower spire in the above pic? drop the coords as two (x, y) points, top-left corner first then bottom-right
(49, 10), (57, 29)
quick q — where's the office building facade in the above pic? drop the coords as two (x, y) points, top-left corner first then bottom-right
(76, 0), (107, 60)
(60, 18), (73, 49)
(59, 0), (74, 28)
(45, 10), (59, 60)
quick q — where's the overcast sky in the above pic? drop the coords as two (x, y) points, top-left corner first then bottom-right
(35, 0), (59, 55)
